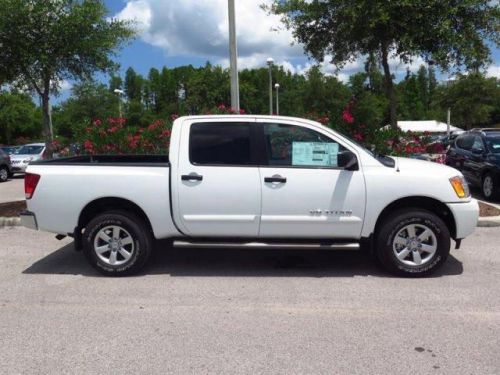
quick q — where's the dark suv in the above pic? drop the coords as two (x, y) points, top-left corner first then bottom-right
(0, 148), (13, 183)
(446, 129), (500, 199)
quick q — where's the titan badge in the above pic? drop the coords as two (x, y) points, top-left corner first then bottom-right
(309, 209), (353, 216)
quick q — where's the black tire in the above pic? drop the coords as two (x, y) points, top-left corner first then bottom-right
(482, 173), (497, 200)
(376, 209), (450, 277)
(82, 210), (153, 276)
(0, 166), (8, 182)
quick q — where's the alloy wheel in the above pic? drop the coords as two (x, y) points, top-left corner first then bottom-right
(483, 176), (494, 198)
(93, 225), (135, 266)
(392, 224), (438, 266)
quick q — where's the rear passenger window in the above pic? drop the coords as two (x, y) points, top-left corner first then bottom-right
(471, 136), (484, 151)
(456, 135), (474, 150)
(190, 122), (253, 166)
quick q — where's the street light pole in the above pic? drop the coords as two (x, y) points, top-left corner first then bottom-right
(228, 0), (240, 111)
(267, 57), (274, 115)
(114, 89), (124, 118)
(447, 108), (451, 137)
(275, 83), (280, 115)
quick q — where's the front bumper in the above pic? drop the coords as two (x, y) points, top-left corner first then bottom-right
(20, 210), (38, 230)
(10, 163), (28, 173)
(446, 199), (479, 239)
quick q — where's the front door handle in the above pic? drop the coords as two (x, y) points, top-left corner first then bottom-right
(182, 174), (203, 182)
(265, 176), (287, 184)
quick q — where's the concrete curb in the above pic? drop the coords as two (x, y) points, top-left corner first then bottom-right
(477, 216), (500, 227)
(476, 199), (500, 227)
(0, 217), (21, 227)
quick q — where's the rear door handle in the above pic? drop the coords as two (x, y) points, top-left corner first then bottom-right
(265, 176), (287, 184)
(182, 174), (203, 182)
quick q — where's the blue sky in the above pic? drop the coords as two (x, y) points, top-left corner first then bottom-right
(58, 0), (500, 100)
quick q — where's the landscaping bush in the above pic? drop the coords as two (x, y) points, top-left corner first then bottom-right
(71, 102), (440, 159)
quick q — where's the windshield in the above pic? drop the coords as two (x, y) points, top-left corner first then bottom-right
(486, 137), (500, 154)
(16, 145), (44, 155)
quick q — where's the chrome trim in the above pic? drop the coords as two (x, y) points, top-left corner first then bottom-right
(173, 241), (360, 250)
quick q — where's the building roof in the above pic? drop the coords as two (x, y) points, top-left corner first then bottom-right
(390, 121), (463, 133)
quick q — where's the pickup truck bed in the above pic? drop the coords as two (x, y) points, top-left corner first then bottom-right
(26, 154), (179, 240)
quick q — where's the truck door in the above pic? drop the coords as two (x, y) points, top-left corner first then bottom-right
(174, 119), (262, 237)
(257, 120), (366, 239)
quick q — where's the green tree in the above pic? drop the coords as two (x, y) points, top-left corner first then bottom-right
(53, 81), (118, 138)
(440, 73), (500, 129)
(0, 0), (135, 155)
(264, 0), (499, 129)
(0, 91), (38, 144)
(124, 67), (143, 102)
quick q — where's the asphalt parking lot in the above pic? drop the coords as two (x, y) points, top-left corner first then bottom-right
(0, 176), (24, 203)
(0, 226), (499, 374)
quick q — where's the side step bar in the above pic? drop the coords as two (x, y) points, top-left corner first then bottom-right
(173, 241), (360, 250)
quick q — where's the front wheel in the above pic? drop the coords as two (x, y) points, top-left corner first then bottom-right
(0, 166), (8, 182)
(376, 209), (450, 277)
(82, 211), (153, 276)
(482, 173), (497, 200)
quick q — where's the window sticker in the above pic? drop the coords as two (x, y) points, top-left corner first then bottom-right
(292, 142), (339, 166)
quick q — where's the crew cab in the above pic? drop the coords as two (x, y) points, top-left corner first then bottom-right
(21, 116), (479, 277)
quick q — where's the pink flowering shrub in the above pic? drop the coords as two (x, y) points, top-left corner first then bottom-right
(76, 117), (172, 155)
(72, 102), (443, 159)
(323, 101), (441, 158)
(75, 105), (246, 155)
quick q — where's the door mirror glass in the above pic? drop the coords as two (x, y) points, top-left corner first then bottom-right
(338, 150), (358, 170)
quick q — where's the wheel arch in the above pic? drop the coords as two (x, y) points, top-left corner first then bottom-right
(78, 197), (154, 234)
(374, 196), (457, 240)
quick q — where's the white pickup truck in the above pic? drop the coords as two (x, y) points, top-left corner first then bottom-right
(21, 115), (479, 277)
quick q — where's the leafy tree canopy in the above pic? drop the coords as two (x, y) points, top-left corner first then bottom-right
(264, 0), (499, 128)
(0, 0), (135, 153)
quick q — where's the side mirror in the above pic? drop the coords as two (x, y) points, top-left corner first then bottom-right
(338, 151), (358, 171)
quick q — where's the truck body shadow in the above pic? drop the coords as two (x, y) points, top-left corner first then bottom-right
(23, 240), (464, 278)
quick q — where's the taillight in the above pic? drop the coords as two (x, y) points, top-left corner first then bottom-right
(25, 173), (41, 200)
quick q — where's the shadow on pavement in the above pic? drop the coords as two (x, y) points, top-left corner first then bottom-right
(23, 240), (464, 278)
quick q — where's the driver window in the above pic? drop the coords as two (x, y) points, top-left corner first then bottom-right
(472, 136), (484, 151)
(263, 123), (346, 168)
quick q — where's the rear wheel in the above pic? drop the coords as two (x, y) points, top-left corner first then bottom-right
(376, 209), (450, 277)
(482, 173), (497, 200)
(0, 166), (8, 182)
(82, 211), (153, 276)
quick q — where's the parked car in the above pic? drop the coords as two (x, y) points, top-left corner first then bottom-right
(0, 148), (12, 182)
(10, 143), (46, 175)
(21, 115), (478, 277)
(446, 129), (500, 199)
(0, 145), (21, 155)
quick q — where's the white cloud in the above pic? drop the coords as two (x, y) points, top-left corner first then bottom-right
(115, 1), (435, 80)
(486, 65), (500, 78)
(116, 0), (303, 67)
(58, 80), (72, 92)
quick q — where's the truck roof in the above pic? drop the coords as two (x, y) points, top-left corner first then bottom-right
(176, 114), (321, 124)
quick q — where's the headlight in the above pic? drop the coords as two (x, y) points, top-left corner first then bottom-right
(23, 158), (32, 164)
(449, 176), (470, 198)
